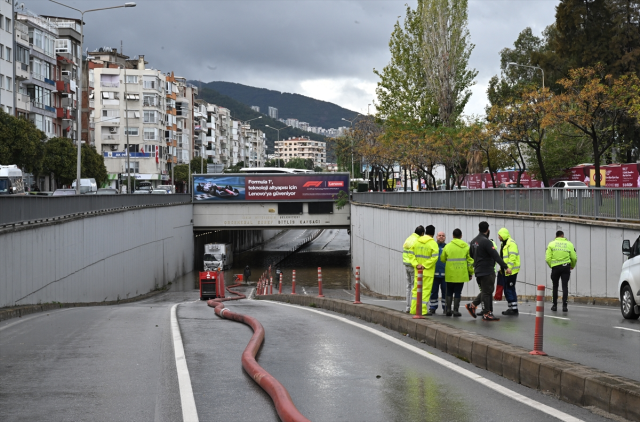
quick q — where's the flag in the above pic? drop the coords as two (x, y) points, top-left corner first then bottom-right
(140, 145), (144, 154)
(155, 145), (159, 163)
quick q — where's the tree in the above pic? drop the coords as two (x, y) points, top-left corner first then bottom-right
(42, 138), (77, 187)
(464, 121), (511, 188)
(190, 157), (208, 174)
(420, 0), (477, 128)
(546, 66), (640, 186)
(265, 159), (285, 167)
(173, 164), (190, 184)
(80, 144), (108, 187)
(0, 110), (46, 175)
(284, 158), (307, 170)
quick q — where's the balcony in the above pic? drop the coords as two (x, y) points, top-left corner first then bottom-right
(16, 63), (29, 80)
(61, 97), (76, 109)
(16, 94), (31, 112)
(205, 150), (214, 157)
(101, 81), (120, 88)
(57, 107), (72, 119)
(102, 134), (120, 142)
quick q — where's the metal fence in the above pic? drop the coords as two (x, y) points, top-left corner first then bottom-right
(0, 194), (192, 227)
(353, 188), (640, 222)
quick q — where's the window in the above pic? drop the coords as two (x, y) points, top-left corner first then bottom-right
(143, 76), (159, 90)
(0, 14), (3, 30)
(0, 44), (3, 60)
(101, 109), (119, 122)
(101, 91), (119, 100)
(126, 110), (140, 119)
(143, 128), (157, 140)
(126, 75), (138, 83)
(125, 127), (139, 136)
(5, 46), (10, 62)
(143, 110), (157, 123)
(5, 17), (10, 33)
(16, 45), (29, 64)
(6, 76), (11, 91)
(0, 74), (3, 89)
(143, 94), (158, 107)
(126, 93), (139, 100)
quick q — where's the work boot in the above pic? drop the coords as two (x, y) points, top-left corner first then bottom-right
(502, 308), (519, 316)
(427, 308), (436, 316)
(562, 304), (568, 312)
(551, 304), (557, 312)
(445, 296), (453, 316)
(453, 298), (462, 317)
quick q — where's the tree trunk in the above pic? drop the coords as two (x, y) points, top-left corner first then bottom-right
(403, 166), (407, 192)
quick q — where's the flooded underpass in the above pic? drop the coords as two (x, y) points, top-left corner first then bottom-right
(177, 229), (351, 293)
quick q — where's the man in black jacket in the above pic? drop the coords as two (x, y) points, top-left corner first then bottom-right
(465, 221), (511, 321)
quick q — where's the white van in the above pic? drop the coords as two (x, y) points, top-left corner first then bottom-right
(0, 165), (25, 195)
(71, 178), (98, 194)
(156, 184), (175, 193)
(620, 238), (640, 319)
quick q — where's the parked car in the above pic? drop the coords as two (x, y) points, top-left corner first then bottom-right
(550, 180), (590, 199)
(151, 189), (168, 194)
(497, 182), (525, 189)
(96, 188), (118, 195)
(71, 178), (97, 194)
(52, 189), (76, 196)
(133, 190), (150, 194)
(620, 238), (640, 319)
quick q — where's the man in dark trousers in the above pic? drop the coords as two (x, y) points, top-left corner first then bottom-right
(466, 221), (511, 321)
(244, 265), (251, 284)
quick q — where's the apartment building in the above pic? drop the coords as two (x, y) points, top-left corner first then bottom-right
(285, 118), (298, 129)
(193, 99), (207, 159)
(92, 54), (169, 188)
(275, 136), (326, 166)
(251, 105), (259, 112)
(268, 106), (278, 119)
(0, 0), (14, 113)
(242, 125), (267, 167)
(15, 10), (58, 138)
(174, 76), (196, 165)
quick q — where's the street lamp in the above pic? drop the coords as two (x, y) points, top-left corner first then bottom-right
(265, 124), (290, 167)
(342, 117), (358, 179)
(242, 116), (262, 124)
(49, 0), (136, 194)
(506, 62), (544, 89)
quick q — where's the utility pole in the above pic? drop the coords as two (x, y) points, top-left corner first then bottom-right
(122, 41), (131, 194)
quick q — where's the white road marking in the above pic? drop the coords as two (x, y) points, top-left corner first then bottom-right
(170, 304), (199, 422)
(268, 301), (583, 422)
(519, 312), (570, 321)
(342, 289), (354, 297)
(302, 287), (308, 295)
(614, 326), (640, 334)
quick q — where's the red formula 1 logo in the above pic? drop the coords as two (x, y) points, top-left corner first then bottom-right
(327, 181), (344, 187)
(303, 181), (323, 187)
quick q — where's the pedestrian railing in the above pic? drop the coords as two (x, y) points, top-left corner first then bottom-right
(0, 194), (192, 227)
(352, 188), (640, 222)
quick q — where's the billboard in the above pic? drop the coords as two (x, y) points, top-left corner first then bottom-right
(193, 173), (350, 202)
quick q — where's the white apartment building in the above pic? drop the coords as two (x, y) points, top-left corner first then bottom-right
(275, 136), (326, 166)
(173, 76), (195, 165)
(285, 118), (298, 129)
(193, 99), (207, 159)
(268, 106), (278, 119)
(0, 0), (14, 114)
(242, 125), (267, 168)
(251, 105), (259, 112)
(92, 55), (169, 187)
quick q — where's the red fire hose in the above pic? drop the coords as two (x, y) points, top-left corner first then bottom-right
(207, 283), (310, 422)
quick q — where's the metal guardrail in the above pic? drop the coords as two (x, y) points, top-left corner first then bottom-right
(353, 188), (640, 222)
(0, 194), (192, 227)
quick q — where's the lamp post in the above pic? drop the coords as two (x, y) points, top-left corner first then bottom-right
(242, 116), (262, 125)
(265, 124), (290, 167)
(49, 0), (136, 194)
(342, 117), (356, 179)
(506, 62), (544, 89)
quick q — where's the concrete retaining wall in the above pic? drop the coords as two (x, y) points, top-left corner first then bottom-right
(0, 204), (194, 307)
(352, 203), (640, 300)
(261, 294), (640, 421)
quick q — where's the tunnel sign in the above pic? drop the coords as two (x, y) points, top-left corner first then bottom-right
(193, 173), (350, 202)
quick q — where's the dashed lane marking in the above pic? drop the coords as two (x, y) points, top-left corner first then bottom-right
(170, 304), (199, 422)
(519, 312), (570, 321)
(267, 301), (584, 422)
(614, 326), (640, 334)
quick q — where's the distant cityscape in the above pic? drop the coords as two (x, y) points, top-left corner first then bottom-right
(251, 106), (349, 138)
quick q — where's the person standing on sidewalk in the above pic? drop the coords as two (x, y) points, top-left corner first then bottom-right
(466, 221), (511, 321)
(498, 228), (520, 315)
(403, 226), (425, 313)
(428, 231), (447, 315)
(440, 228), (474, 316)
(545, 231), (577, 312)
(410, 225), (439, 316)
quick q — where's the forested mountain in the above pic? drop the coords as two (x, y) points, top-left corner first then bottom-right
(192, 84), (335, 160)
(195, 81), (358, 129)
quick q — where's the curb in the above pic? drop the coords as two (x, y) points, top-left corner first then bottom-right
(259, 294), (640, 421)
(0, 286), (170, 323)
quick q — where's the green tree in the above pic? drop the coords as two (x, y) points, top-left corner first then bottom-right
(313, 166), (323, 172)
(42, 137), (76, 187)
(421, 0), (477, 128)
(173, 164), (190, 184)
(0, 110), (46, 175)
(285, 158), (308, 169)
(265, 159), (285, 167)
(80, 144), (108, 187)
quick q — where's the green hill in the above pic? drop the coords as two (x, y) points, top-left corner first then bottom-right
(197, 81), (357, 129)
(192, 84), (334, 160)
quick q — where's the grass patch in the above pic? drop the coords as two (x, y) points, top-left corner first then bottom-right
(309, 303), (317, 308)
(455, 355), (470, 363)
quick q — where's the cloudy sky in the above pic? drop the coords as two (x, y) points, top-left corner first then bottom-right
(31, 0), (558, 117)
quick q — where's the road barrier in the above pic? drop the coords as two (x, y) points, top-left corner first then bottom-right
(413, 268), (425, 319)
(317, 267), (324, 297)
(269, 276), (273, 295)
(278, 273), (283, 294)
(292, 270), (297, 295)
(530, 285), (548, 356)
(354, 267), (362, 304)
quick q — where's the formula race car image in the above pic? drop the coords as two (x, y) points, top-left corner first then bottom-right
(196, 182), (240, 197)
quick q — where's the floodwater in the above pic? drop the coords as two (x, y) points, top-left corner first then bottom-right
(175, 229), (351, 292)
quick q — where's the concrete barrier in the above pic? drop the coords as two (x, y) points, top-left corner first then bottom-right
(259, 294), (640, 421)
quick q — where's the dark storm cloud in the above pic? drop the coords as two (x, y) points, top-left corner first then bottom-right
(31, 0), (558, 113)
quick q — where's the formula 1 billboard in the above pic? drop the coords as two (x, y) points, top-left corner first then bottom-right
(193, 173), (350, 202)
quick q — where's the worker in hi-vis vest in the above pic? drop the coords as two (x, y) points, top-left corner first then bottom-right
(440, 228), (474, 317)
(545, 230), (577, 312)
(402, 225), (425, 313)
(410, 225), (439, 316)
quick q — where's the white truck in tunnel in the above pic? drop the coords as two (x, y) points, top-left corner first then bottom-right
(203, 243), (233, 271)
